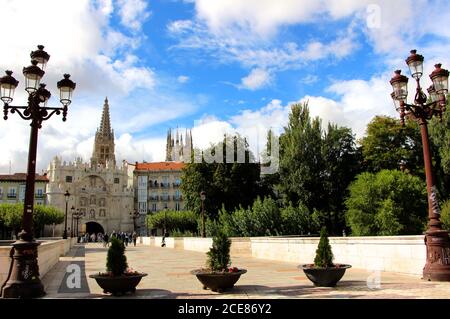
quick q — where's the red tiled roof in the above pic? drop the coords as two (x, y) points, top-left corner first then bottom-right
(0, 173), (49, 182)
(135, 162), (185, 171)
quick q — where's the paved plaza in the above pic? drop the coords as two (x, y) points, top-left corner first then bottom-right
(40, 243), (450, 299)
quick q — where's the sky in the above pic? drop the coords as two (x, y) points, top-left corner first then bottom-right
(0, 0), (449, 173)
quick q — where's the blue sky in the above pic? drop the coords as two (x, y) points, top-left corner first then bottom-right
(0, 0), (449, 172)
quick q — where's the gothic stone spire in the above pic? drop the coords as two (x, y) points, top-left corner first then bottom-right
(91, 97), (116, 167)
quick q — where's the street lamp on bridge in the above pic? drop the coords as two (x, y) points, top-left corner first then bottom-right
(0, 45), (76, 298)
(390, 50), (449, 281)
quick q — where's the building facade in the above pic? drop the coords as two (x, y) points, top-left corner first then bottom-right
(0, 173), (48, 205)
(45, 98), (134, 237)
(131, 161), (186, 235)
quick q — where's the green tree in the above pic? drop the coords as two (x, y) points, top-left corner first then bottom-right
(206, 229), (231, 272)
(345, 170), (428, 236)
(181, 135), (263, 218)
(280, 203), (313, 235)
(360, 116), (423, 175)
(146, 210), (198, 234)
(314, 227), (334, 268)
(440, 200), (450, 231)
(320, 123), (361, 233)
(106, 236), (128, 276)
(278, 102), (323, 212)
(429, 96), (450, 199)
(277, 102), (359, 234)
(33, 205), (64, 237)
(0, 203), (22, 236)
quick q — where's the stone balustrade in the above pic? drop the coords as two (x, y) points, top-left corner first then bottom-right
(0, 238), (77, 287)
(138, 235), (426, 276)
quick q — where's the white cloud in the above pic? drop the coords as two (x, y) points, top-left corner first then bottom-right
(0, 0), (191, 174)
(240, 68), (271, 90)
(177, 75), (190, 83)
(117, 0), (151, 31)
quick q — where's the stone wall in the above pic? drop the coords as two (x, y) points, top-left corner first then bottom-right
(0, 238), (77, 287)
(138, 235), (426, 276)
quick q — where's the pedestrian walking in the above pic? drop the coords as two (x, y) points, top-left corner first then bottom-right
(103, 233), (109, 247)
(132, 231), (137, 247)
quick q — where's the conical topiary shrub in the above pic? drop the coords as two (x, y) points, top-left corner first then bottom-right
(192, 229), (246, 292)
(206, 230), (231, 272)
(107, 236), (128, 276)
(313, 227), (334, 268)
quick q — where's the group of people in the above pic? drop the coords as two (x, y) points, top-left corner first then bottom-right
(79, 231), (138, 247)
(104, 231), (138, 247)
(79, 232), (103, 243)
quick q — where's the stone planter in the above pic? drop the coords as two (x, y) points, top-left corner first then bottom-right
(89, 273), (147, 296)
(300, 264), (351, 287)
(191, 269), (247, 292)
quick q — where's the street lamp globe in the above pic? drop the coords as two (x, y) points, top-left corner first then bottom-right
(36, 84), (51, 106)
(390, 70), (409, 101)
(391, 92), (405, 112)
(30, 45), (50, 70)
(64, 190), (70, 202)
(57, 74), (76, 107)
(406, 49), (424, 80)
(427, 85), (439, 103)
(0, 70), (19, 104)
(22, 60), (45, 94)
(430, 63), (449, 95)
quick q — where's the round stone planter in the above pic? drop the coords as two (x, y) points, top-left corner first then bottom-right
(89, 273), (147, 296)
(191, 269), (247, 292)
(300, 264), (351, 287)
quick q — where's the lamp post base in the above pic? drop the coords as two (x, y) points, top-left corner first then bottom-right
(0, 240), (45, 299)
(423, 230), (450, 281)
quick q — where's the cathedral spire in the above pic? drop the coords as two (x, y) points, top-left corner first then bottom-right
(91, 97), (116, 167)
(99, 97), (112, 137)
(165, 129), (173, 161)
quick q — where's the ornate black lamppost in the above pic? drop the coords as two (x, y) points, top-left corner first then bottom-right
(200, 191), (206, 238)
(0, 45), (76, 298)
(70, 206), (75, 237)
(390, 50), (450, 281)
(130, 210), (139, 232)
(63, 190), (70, 239)
(74, 209), (81, 238)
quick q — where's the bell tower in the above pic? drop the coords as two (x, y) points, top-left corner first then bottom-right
(91, 97), (116, 167)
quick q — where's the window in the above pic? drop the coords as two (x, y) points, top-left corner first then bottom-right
(114, 178), (120, 184)
(99, 209), (106, 217)
(36, 188), (44, 198)
(151, 203), (157, 211)
(7, 187), (16, 198)
(174, 190), (181, 200)
(162, 176), (169, 188)
(138, 176), (147, 187)
(65, 176), (73, 183)
(0, 187), (3, 198)
(138, 202), (147, 213)
(174, 178), (181, 186)
(175, 202), (180, 211)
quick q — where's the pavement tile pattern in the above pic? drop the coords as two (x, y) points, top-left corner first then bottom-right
(40, 243), (450, 299)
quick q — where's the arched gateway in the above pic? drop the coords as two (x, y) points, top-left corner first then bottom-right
(85, 221), (104, 235)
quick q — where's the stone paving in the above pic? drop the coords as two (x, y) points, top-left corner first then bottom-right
(40, 243), (450, 299)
